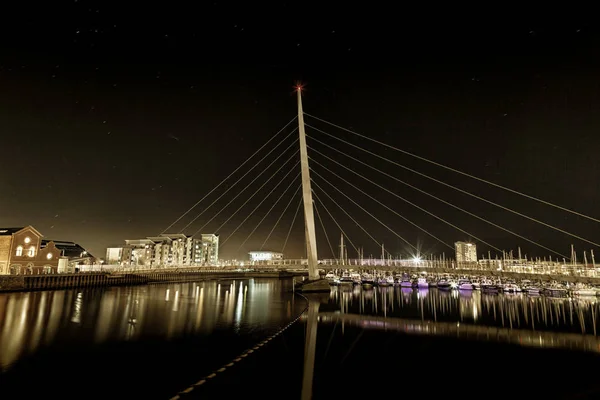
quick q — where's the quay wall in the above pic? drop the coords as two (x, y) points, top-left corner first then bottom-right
(0, 270), (308, 293)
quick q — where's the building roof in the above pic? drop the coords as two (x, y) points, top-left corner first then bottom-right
(0, 227), (25, 235)
(0, 226), (43, 237)
(41, 239), (93, 259)
(146, 236), (173, 243)
(124, 239), (155, 246)
(160, 233), (190, 240)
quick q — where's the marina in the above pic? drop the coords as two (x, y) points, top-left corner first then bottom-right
(323, 269), (600, 298)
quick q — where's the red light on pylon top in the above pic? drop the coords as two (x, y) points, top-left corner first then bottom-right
(294, 82), (305, 92)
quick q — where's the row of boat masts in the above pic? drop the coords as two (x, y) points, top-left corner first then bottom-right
(329, 239), (598, 269)
(325, 271), (600, 297)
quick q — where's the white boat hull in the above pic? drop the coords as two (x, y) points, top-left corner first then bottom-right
(573, 289), (597, 296)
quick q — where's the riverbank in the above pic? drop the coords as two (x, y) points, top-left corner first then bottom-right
(0, 270), (308, 292)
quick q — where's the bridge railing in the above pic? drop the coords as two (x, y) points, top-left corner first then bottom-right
(27, 260), (599, 279)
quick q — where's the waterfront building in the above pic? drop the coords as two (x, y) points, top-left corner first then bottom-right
(248, 251), (284, 262)
(455, 241), (477, 264)
(106, 246), (132, 265)
(107, 233), (219, 267)
(200, 234), (219, 265)
(41, 240), (95, 271)
(0, 226), (61, 275)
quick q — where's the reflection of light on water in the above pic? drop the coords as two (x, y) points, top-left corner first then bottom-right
(0, 295), (29, 369)
(329, 286), (600, 336)
(319, 312), (600, 354)
(30, 292), (47, 351)
(234, 283), (244, 328)
(0, 278), (298, 372)
(173, 291), (179, 312)
(95, 292), (116, 344)
(71, 293), (83, 324)
(195, 287), (204, 330)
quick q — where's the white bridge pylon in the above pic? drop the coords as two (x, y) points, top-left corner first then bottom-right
(296, 85), (319, 280)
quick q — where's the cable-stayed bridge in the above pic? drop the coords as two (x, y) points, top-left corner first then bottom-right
(159, 86), (600, 279)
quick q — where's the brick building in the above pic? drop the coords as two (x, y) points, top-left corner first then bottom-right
(0, 226), (61, 275)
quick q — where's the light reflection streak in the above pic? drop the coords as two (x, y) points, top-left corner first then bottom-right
(71, 293), (83, 324)
(317, 312), (600, 354)
(0, 279), (296, 372)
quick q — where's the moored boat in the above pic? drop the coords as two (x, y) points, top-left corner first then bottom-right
(417, 277), (429, 289)
(399, 273), (413, 288)
(571, 284), (597, 297)
(437, 278), (452, 290)
(542, 284), (568, 297)
(339, 272), (353, 285)
(361, 273), (375, 287)
(458, 279), (475, 290)
(502, 282), (522, 293)
(378, 277), (391, 287)
(481, 279), (501, 293)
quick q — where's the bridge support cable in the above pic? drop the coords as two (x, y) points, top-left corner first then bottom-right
(307, 134), (568, 259)
(313, 185), (394, 259)
(282, 198), (303, 254)
(304, 112), (600, 225)
(309, 151), (454, 252)
(191, 139), (299, 236)
(314, 202), (336, 258)
(305, 123), (599, 249)
(311, 193), (359, 256)
(213, 155), (300, 241)
(234, 173), (302, 252)
(311, 174), (417, 254)
(160, 116), (298, 234)
(181, 128), (298, 235)
(308, 146), (492, 252)
(260, 185), (302, 250)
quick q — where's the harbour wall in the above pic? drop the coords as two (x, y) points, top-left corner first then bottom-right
(0, 270), (308, 293)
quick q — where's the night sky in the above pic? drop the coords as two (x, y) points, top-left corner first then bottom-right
(1, 4), (599, 261)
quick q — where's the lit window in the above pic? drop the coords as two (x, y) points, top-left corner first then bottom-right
(46, 253), (53, 260)
(28, 246), (35, 257)
(24, 237), (31, 244)
(16, 246), (23, 256)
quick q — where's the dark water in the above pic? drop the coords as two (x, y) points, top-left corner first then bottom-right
(0, 279), (304, 399)
(3, 281), (600, 399)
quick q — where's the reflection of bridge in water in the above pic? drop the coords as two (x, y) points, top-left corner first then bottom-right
(312, 312), (600, 354)
(297, 287), (600, 398)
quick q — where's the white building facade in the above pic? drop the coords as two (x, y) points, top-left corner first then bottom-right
(106, 233), (219, 267)
(248, 251), (284, 262)
(455, 241), (477, 263)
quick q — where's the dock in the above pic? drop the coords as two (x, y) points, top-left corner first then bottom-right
(0, 269), (307, 292)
